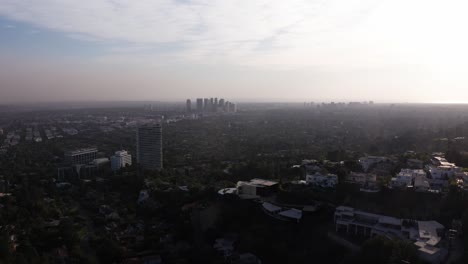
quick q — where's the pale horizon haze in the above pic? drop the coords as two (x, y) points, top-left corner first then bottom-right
(1, 0), (468, 103)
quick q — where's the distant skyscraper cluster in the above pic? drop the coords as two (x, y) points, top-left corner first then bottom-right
(187, 97), (236, 113)
(303, 101), (375, 108)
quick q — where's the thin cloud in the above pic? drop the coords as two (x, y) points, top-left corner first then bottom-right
(26, 29), (40, 34)
(0, 0), (381, 66)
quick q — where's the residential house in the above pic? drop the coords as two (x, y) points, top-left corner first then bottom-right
(346, 172), (378, 191)
(359, 156), (387, 172)
(334, 206), (447, 264)
(306, 172), (338, 188)
(391, 169), (426, 188)
(236, 178), (279, 199)
(428, 156), (460, 179)
(414, 175), (430, 192)
(262, 202), (302, 222)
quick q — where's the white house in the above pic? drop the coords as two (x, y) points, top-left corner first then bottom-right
(334, 206), (446, 264)
(428, 155), (460, 179)
(428, 165), (460, 180)
(110, 150), (132, 171)
(391, 169), (426, 188)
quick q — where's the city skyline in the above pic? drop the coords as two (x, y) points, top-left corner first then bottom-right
(1, 89), (468, 263)
(1, 0), (468, 103)
(186, 97), (237, 113)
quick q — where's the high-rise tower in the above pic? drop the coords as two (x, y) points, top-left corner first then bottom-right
(196, 98), (203, 112)
(186, 99), (192, 112)
(136, 124), (162, 170)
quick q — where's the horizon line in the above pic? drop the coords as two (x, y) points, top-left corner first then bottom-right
(2, 100), (468, 106)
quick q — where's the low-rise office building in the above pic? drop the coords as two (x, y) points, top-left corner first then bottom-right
(64, 148), (98, 165)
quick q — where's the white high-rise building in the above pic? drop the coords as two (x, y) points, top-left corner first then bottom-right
(110, 150), (132, 171)
(136, 124), (163, 170)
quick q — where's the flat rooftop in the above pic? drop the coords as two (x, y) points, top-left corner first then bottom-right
(379, 216), (402, 226)
(248, 178), (278, 187)
(262, 202), (281, 212)
(65, 148), (98, 155)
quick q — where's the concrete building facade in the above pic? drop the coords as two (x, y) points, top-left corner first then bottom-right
(136, 124), (162, 170)
(64, 148), (98, 165)
(111, 150), (132, 171)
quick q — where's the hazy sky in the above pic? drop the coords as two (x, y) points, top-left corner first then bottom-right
(1, 0), (468, 103)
